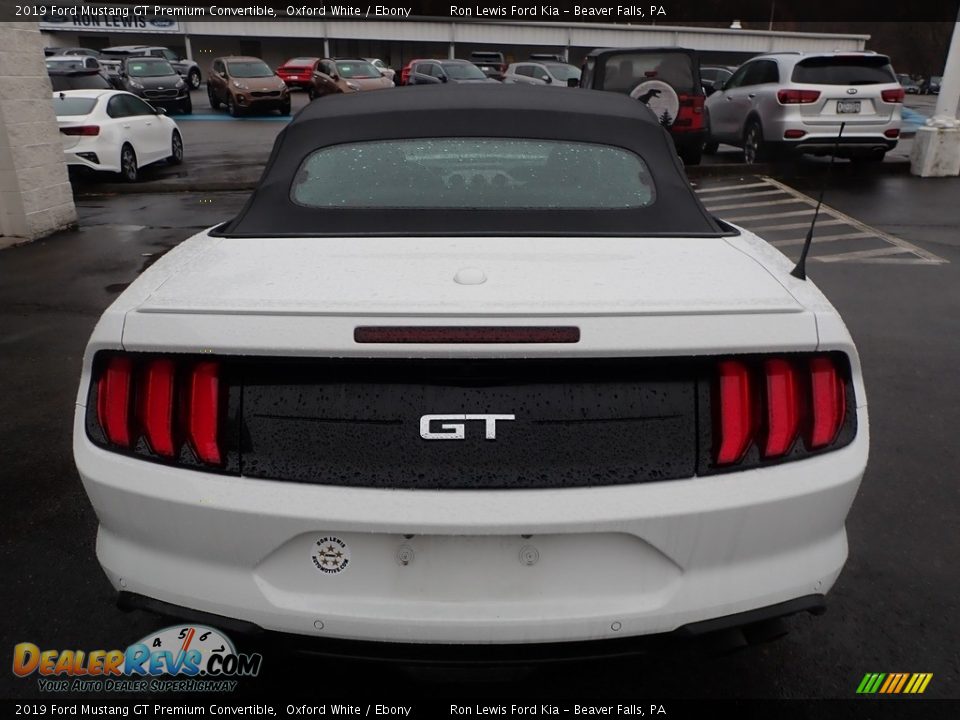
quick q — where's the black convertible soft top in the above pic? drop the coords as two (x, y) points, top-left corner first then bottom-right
(219, 84), (727, 238)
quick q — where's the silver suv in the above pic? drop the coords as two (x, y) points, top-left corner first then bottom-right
(503, 61), (581, 87)
(704, 52), (904, 163)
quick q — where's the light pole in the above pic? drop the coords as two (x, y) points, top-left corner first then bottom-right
(911, 15), (960, 177)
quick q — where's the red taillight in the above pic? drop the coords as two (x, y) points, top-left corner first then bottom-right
(784, 129), (807, 139)
(188, 361), (221, 465)
(97, 356), (133, 447)
(714, 360), (754, 465)
(673, 94), (705, 131)
(60, 125), (100, 136)
(94, 354), (223, 466)
(762, 359), (801, 458)
(138, 358), (176, 457)
(885, 128), (900, 138)
(882, 87), (905, 103)
(777, 89), (821, 104)
(712, 354), (849, 467)
(809, 356), (846, 449)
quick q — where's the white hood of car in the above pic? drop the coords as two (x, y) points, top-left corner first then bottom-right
(117, 231), (821, 356)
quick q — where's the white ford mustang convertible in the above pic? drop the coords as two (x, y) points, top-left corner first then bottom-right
(74, 85), (868, 657)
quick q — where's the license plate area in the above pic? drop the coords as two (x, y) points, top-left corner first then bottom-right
(837, 100), (861, 114)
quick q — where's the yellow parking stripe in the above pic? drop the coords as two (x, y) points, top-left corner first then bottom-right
(903, 674), (920, 693)
(917, 674), (933, 694)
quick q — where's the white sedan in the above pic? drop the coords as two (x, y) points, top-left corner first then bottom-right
(74, 85), (868, 656)
(54, 89), (183, 182)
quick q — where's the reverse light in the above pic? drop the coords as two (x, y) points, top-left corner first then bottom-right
(777, 89), (821, 104)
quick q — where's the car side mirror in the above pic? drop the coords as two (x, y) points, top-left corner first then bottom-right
(154, 106), (167, 115)
(567, 78), (579, 88)
(440, 75), (448, 83)
(541, 75), (552, 84)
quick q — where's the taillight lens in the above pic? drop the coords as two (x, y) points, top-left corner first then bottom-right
(809, 356), (846, 449)
(60, 125), (100, 136)
(188, 361), (222, 465)
(714, 360), (754, 465)
(92, 353), (224, 467)
(97, 356), (133, 447)
(762, 359), (801, 458)
(784, 129), (807, 139)
(138, 358), (176, 457)
(777, 89), (821, 104)
(673, 94), (705, 131)
(882, 87), (905, 103)
(885, 128), (900, 138)
(711, 354), (851, 468)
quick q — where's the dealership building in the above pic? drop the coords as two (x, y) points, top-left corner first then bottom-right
(40, 15), (870, 72)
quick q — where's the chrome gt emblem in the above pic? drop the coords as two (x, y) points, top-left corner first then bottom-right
(420, 414), (516, 440)
(846, 88), (858, 95)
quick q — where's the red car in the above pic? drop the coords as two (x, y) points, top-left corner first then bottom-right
(276, 57), (319, 89)
(399, 58), (425, 86)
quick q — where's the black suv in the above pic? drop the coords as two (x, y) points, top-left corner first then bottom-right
(118, 57), (192, 114)
(579, 47), (707, 165)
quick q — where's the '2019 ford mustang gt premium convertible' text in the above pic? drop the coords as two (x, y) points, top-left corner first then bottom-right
(74, 85), (868, 655)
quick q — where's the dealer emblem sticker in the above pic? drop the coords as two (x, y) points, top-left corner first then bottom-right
(311, 535), (351, 574)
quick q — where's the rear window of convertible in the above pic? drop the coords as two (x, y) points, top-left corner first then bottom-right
(290, 138), (656, 209)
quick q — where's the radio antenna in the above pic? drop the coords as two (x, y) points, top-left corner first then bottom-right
(791, 121), (846, 280)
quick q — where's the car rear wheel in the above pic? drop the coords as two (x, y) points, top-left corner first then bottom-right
(703, 141), (720, 155)
(168, 131), (183, 165)
(208, 87), (220, 110)
(119, 144), (138, 182)
(188, 68), (201, 90)
(743, 120), (771, 165)
(227, 95), (241, 118)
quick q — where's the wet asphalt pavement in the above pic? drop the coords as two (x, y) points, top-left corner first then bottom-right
(1, 163), (959, 704)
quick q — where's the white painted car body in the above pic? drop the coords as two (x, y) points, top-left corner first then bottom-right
(54, 89), (180, 175)
(74, 225), (868, 645)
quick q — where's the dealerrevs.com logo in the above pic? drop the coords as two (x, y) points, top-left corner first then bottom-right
(13, 625), (262, 693)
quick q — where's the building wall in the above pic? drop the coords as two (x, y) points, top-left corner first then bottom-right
(40, 18), (869, 74)
(0, 22), (76, 246)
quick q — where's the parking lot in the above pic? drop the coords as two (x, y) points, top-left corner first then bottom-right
(2, 100), (959, 700)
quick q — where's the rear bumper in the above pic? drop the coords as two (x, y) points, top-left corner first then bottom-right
(117, 591), (826, 663)
(779, 136), (898, 156)
(75, 402), (868, 646)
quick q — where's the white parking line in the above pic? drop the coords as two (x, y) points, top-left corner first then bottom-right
(698, 175), (947, 266)
(695, 182), (771, 194)
(705, 198), (805, 212)
(696, 189), (786, 203)
(761, 177), (947, 265)
(814, 246), (915, 262)
(771, 231), (876, 247)
(725, 208), (815, 222)
(751, 218), (845, 232)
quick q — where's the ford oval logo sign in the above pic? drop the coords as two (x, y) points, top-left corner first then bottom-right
(846, 88), (858, 95)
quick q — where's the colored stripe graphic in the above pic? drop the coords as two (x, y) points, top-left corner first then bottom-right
(857, 672), (932, 694)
